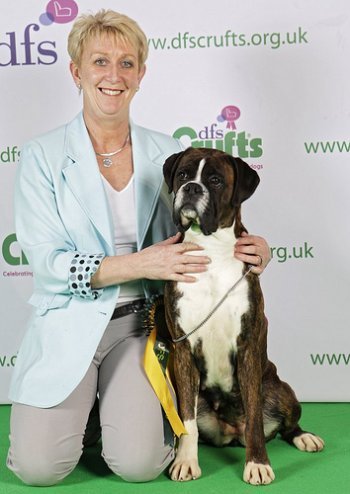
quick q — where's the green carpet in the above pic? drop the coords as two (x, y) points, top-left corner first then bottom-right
(1, 403), (349, 494)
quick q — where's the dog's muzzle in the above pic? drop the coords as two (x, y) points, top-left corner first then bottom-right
(182, 181), (204, 197)
(174, 181), (209, 230)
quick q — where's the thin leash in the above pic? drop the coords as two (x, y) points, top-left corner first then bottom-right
(172, 264), (254, 343)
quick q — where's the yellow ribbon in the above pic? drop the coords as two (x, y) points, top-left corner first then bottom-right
(143, 327), (187, 437)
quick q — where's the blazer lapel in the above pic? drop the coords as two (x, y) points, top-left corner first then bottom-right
(131, 124), (167, 249)
(61, 114), (168, 254)
(62, 113), (115, 252)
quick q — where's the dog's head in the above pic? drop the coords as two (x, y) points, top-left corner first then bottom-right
(163, 147), (260, 235)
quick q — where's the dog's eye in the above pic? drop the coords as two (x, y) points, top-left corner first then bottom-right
(209, 176), (223, 187)
(177, 171), (188, 181)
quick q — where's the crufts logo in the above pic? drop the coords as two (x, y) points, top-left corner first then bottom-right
(2, 234), (28, 266)
(0, 0), (78, 67)
(173, 105), (263, 160)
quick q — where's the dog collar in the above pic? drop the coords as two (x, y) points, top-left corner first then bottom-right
(190, 223), (201, 233)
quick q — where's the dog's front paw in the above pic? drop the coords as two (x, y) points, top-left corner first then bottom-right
(169, 458), (202, 481)
(293, 433), (325, 452)
(243, 461), (275, 485)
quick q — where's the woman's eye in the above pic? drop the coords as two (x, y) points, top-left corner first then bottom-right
(95, 58), (107, 66)
(121, 60), (134, 68)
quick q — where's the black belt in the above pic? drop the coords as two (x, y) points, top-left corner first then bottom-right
(110, 298), (147, 320)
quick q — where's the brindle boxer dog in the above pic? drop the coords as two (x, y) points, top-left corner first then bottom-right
(163, 147), (324, 485)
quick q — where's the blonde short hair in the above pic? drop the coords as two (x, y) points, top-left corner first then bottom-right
(67, 9), (148, 68)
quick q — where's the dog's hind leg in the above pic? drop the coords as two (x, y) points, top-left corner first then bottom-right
(279, 398), (324, 453)
(262, 363), (325, 453)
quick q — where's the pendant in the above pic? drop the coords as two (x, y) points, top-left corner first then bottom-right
(102, 157), (113, 168)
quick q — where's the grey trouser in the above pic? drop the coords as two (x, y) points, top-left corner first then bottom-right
(6, 311), (175, 486)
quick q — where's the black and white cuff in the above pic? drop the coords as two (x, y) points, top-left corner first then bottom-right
(69, 253), (105, 300)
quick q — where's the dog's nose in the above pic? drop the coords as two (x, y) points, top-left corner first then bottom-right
(183, 182), (203, 195)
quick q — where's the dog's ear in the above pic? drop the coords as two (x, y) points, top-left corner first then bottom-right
(229, 156), (260, 206)
(163, 151), (185, 193)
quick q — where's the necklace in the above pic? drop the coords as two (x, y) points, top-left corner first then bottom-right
(95, 133), (130, 168)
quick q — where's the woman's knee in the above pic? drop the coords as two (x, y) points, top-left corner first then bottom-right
(7, 446), (79, 486)
(103, 444), (175, 482)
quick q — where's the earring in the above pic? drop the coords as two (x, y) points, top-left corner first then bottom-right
(136, 86), (140, 92)
(77, 83), (81, 90)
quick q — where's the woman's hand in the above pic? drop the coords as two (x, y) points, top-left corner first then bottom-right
(92, 233), (211, 288)
(136, 232), (211, 283)
(234, 232), (271, 275)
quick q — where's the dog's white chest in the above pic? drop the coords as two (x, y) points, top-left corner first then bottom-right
(176, 228), (250, 391)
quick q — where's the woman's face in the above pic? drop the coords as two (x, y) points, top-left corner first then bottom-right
(70, 33), (145, 123)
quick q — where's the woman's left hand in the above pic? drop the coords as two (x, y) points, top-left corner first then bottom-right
(234, 232), (271, 274)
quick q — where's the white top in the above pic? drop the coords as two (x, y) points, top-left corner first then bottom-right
(101, 174), (143, 302)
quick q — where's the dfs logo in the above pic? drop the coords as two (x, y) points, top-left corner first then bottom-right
(173, 105), (263, 159)
(0, 1), (79, 67)
(2, 234), (28, 266)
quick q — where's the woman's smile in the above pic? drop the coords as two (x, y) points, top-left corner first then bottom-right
(70, 33), (145, 121)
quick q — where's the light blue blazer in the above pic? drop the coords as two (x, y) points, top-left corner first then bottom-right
(9, 112), (183, 407)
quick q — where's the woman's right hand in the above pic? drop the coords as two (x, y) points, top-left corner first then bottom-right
(135, 232), (211, 283)
(91, 233), (211, 288)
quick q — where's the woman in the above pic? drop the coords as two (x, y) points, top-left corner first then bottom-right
(7, 9), (271, 486)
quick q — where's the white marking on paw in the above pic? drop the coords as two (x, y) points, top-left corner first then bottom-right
(293, 433), (325, 452)
(243, 461), (275, 485)
(169, 419), (202, 481)
(169, 459), (202, 482)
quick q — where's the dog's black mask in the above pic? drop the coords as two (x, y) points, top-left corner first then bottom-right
(163, 147), (260, 235)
